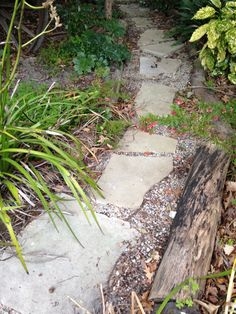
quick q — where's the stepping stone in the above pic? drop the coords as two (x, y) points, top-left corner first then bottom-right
(0, 199), (137, 314)
(118, 129), (177, 153)
(119, 4), (149, 17)
(138, 29), (183, 57)
(131, 17), (154, 28)
(95, 154), (173, 208)
(140, 56), (181, 78)
(135, 82), (177, 116)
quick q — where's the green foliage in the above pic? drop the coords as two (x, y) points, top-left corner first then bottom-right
(189, 0), (236, 84)
(169, 0), (209, 43)
(176, 297), (194, 309)
(176, 278), (199, 309)
(139, 113), (158, 133)
(157, 100), (236, 151)
(57, 2), (103, 36)
(40, 2), (130, 76)
(10, 81), (101, 130)
(156, 269), (232, 314)
(69, 31), (130, 75)
(97, 119), (130, 146)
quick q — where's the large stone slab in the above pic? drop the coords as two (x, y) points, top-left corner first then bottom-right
(0, 199), (137, 314)
(119, 4), (149, 17)
(138, 29), (183, 57)
(140, 56), (181, 78)
(131, 17), (154, 28)
(135, 82), (176, 116)
(95, 155), (173, 208)
(118, 129), (177, 153)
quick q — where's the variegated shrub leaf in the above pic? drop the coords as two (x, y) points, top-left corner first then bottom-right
(228, 73), (236, 84)
(225, 1), (236, 8)
(199, 46), (215, 71)
(207, 20), (220, 49)
(217, 38), (227, 62)
(210, 0), (222, 9)
(192, 6), (216, 20)
(189, 24), (209, 42)
(225, 29), (236, 54)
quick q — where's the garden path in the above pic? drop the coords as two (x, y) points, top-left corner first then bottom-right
(0, 2), (194, 313)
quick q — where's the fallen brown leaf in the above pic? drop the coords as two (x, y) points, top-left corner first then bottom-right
(194, 299), (220, 314)
(143, 264), (155, 283)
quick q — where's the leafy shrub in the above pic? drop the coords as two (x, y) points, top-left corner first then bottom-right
(57, 2), (103, 36)
(41, 2), (130, 76)
(189, 0), (236, 84)
(67, 31), (130, 75)
(169, 0), (209, 42)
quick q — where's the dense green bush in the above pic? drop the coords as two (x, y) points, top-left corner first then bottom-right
(190, 0), (236, 84)
(41, 1), (130, 75)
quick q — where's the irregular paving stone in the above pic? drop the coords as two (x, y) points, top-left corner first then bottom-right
(131, 17), (154, 28)
(135, 82), (177, 116)
(140, 56), (181, 78)
(119, 4), (149, 17)
(0, 199), (137, 314)
(95, 154), (173, 208)
(138, 29), (183, 57)
(118, 129), (177, 153)
(138, 29), (166, 46)
(142, 43), (183, 58)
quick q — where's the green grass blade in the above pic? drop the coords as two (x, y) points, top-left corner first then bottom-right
(3, 157), (58, 231)
(3, 179), (21, 205)
(0, 210), (28, 273)
(70, 176), (102, 232)
(30, 165), (85, 247)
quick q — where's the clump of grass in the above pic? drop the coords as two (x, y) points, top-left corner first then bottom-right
(156, 101), (236, 151)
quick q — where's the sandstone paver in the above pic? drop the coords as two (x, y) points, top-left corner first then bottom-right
(141, 43), (183, 58)
(140, 56), (181, 78)
(119, 4), (149, 17)
(138, 29), (183, 57)
(118, 129), (177, 153)
(95, 154), (173, 208)
(0, 198), (137, 314)
(131, 17), (154, 28)
(135, 82), (177, 116)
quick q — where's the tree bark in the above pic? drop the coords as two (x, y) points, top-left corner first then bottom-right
(149, 143), (230, 301)
(105, 0), (113, 19)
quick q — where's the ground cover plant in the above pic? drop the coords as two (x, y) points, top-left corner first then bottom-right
(39, 0), (130, 76)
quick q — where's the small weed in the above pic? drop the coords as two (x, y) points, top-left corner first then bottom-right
(97, 119), (130, 146)
(204, 78), (215, 89)
(227, 238), (235, 246)
(139, 113), (159, 133)
(176, 278), (199, 309)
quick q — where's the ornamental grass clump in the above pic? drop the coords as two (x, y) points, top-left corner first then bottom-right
(0, 0), (102, 273)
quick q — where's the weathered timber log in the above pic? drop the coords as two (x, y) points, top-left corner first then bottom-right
(150, 142), (230, 301)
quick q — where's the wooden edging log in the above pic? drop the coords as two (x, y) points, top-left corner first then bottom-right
(149, 142), (230, 302)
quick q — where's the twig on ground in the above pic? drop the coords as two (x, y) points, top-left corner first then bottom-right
(131, 291), (145, 314)
(67, 296), (91, 314)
